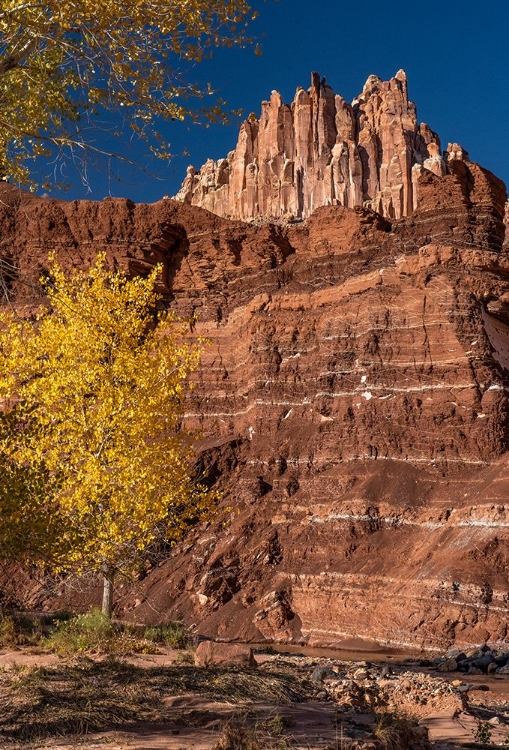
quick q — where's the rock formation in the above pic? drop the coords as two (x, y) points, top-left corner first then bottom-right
(175, 71), (450, 222)
(0, 100), (508, 650)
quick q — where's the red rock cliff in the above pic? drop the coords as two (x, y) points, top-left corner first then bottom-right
(0, 135), (508, 650)
(175, 71), (450, 221)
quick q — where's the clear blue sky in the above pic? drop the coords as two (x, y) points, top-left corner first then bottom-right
(41, 0), (509, 203)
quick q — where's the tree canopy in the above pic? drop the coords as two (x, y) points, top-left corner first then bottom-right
(0, 255), (214, 612)
(0, 0), (259, 187)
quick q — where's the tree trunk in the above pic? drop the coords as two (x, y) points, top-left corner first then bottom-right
(101, 563), (115, 619)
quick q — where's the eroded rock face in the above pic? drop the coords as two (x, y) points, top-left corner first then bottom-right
(0, 146), (508, 650)
(175, 71), (449, 221)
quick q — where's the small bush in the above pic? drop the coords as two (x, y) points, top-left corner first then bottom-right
(374, 713), (425, 750)
(213, 715), (260, 750)
(261, 645), (277, 655)
(0, 615), (17, 647)
(45, 609), (155, 655)
(50, 609), (74, 624)
(45, 608), (114, 655)
(0, 611), (44, 647)
(44, 609), (190, 656)
(174, 651), (194, 665)
(262, 713), (293, 736)
(0, 608), (193, 656)
(143, 622), (191, 649)
(475, 720), (493, 746)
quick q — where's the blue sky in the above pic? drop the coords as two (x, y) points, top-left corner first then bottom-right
(42, 0), (509, 203)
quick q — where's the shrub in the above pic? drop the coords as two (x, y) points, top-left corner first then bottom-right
(262, 713), (293, 736)
(143, 622), (191, 649)
(46, 609), (151, 655)
(213, 715), (260, 750)
(475, 720), (493, 746)
(0, 611), (44, 647)
(44, 609), (193, 656)
(45, 608), (114, 654)
(0, 615), (17, 647)
(0, 608), (193, 656)
(374, 712), (426, 750)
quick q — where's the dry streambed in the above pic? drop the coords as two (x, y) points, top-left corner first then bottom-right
(0, 649), (509, 749)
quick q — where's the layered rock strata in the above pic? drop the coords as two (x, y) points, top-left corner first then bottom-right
(175, 71), (449, 222)
(0, 144), (508, 649)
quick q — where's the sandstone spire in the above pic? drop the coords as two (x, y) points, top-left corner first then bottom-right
(175, 71), (448, 221)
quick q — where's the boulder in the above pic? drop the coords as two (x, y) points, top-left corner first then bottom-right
(451, 652), (467, 663)
(465, 649), (482, 659)
(353, 668), (369, 680)
(468, 667), (483, 675)
(194, 641), (257, 668)
(470, 655), (497, 672)
(494, 655), (509, 667)
(438, 658), (458, 672)
(311, 666), (341, 683)
(456, 685), (471, 694)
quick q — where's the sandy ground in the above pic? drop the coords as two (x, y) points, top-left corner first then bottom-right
(2, 646), (509, 750)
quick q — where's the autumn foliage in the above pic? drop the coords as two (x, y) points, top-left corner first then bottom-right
(0, 0), (258, 186)
(0, 256), (214, 608)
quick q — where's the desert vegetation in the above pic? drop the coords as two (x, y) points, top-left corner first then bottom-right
(0, 0), (259, 188)
(0, 255), (218, 616)
(0, 607), (192, 654)
(1, 612), (508, 750)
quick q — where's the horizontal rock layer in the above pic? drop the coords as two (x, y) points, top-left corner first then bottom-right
(0, 151), (508, 649)
(175, 71), (451, 222)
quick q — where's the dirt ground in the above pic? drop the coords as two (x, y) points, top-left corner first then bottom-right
(1, 647), (509, 750)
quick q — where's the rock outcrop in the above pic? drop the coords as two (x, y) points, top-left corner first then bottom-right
(175, 71), (450, 222)
(0, 122), (508, 651)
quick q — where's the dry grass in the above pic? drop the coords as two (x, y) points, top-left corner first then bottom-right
(212, 710), (295, 750)
(213, 713), (261, 750)
(373, 712), (426, 750)
(0, 657), (313, 745)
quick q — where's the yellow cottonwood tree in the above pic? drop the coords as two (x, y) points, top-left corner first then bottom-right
(0, 255), (213, 615)
(0, 0), (259, 186)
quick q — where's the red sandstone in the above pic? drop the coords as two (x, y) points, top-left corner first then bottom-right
(175, 71), (448, 222)
(0, 86), (508, 651)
